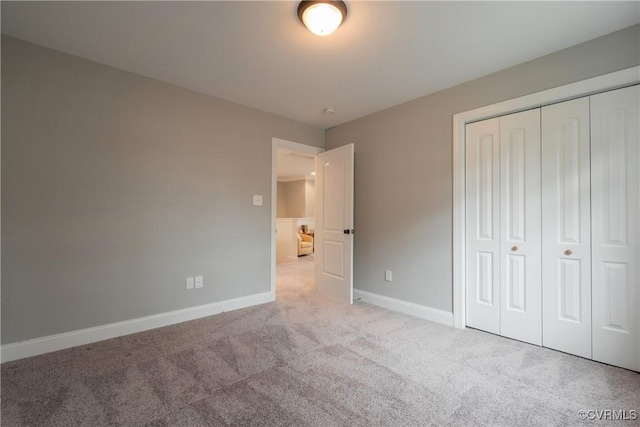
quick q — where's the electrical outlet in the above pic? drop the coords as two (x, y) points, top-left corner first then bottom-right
(195, 275), (203, 288)
(253, 195), (263, 206)
(385, 270), (393, 282)
(186, 277), (195, 290)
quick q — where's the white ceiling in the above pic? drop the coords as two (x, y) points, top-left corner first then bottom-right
(277, 148), (315, 182)
(2, 1), (638, 129)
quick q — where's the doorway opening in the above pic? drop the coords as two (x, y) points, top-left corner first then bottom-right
(271, 138), (323, 299)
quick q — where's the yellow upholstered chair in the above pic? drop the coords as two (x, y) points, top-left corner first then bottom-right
(297, 233), (314, 256)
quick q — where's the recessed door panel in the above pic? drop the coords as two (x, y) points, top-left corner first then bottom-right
(542, 97), (591, 359)
(507, 129), (526, 242)
(601, 262), (628, 331)
(506, 254), (526, 312)
(601, 111), (628, 246)
(323, 161), (345, 232)
(591, 85), (639, 371)
(559, 119), (582, 244)
(466, 118), (500, 335)
(322, 240), (345, 279)
(478, 136), (495, 240)
(477, 252), (494, 305)
(499, 109), (541, 345)
(558, 258), (582, 322)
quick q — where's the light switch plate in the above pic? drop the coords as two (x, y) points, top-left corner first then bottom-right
(195, 275), (203, 288)
(186, 277), (195, 290)
(253, 195), (263, 206)
(385, 270), (393, 282)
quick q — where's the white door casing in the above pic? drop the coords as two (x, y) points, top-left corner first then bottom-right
(541, 97), (592, 359)
(465, 118), (501, 335)
(590, 85), (640, 371)
(316, 143), (354, 304)
(499, 109), (542, 346)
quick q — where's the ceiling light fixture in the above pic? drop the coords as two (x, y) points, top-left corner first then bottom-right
(297, 1), (348, 36)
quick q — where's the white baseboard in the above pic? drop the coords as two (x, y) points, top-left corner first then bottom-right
(354, 289), (454, 327)
(1, 291), (274, 363)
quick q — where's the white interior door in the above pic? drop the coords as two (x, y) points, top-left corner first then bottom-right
(590, 85), (640, 371)
(315, 143), (354, 304)
(541, 97), (592, 359)
(465, 118), (501, 335)
(499, 109), (542, 345)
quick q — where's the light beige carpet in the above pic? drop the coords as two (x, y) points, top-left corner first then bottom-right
(2, 255), (639, 426)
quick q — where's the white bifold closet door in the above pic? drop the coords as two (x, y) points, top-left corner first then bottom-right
(499, 111), (542, 345)
(590, 85), (639, 371)
(541, 86), (640, 369)
(466, 109), (542, 345)
(467, 85), (639, 371)
(541, 97), (592, 359)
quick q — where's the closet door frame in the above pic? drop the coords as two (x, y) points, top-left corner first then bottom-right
(453, 66), (639, 330)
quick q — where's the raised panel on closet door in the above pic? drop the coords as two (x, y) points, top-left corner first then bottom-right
(499, 109), (542, 345)
(591, 85), (640, 372)
(466, 118), (501, 335)
(541, 97), (592, 359)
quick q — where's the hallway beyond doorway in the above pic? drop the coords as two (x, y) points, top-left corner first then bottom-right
(276, 254), (314, 299)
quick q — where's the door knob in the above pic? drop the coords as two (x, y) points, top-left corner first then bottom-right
(343, 229), (355, 235)
(564, 249), (573, 256)
(511, 246), (518, 252)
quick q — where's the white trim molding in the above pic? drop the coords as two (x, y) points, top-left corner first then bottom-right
(354, 289), (454, 327)
(452, 66), (640, 330)
(1, 291), (273, 363)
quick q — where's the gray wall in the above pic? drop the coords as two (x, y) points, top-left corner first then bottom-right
(276, 182), (288, 218)
(304, 180), (315, 218)
(285, 180), (305, 218)
(1, 36), (324, 344)
(284, 180), (306, 218)
(276, 179), (315, 218)
(326, 24), (640, 313)
(4, 25), (639, 344)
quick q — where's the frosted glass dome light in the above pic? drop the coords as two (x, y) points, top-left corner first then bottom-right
(298, 1), (348, 36)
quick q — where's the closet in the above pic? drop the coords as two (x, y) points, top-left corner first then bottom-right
(465, 85), (639, 371)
